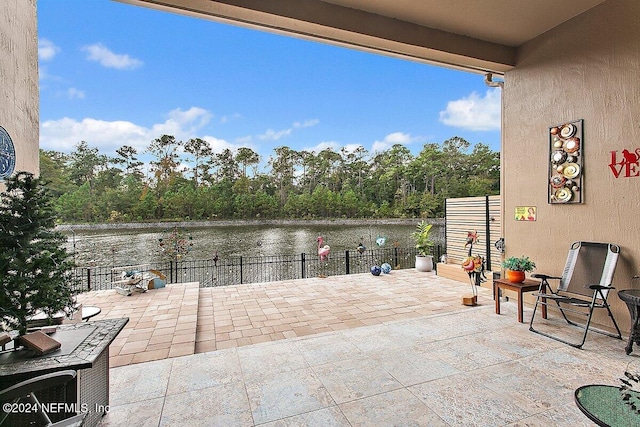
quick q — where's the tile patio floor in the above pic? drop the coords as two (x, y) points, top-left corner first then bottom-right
(76, 270), (491, 368)
(76, 270), (637, 426)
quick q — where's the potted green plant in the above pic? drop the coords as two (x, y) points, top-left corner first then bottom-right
(0, 172), (77, 336)
(411, 220), (434, 272)
(501, 256), (536, 283)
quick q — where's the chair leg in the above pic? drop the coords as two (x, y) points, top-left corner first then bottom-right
(530, 294), (622, 349)
(600, 289), (623, 340)
(529, 283), (594, 349)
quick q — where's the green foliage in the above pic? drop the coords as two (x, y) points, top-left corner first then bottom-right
(0, 172), (77, 335)
(410, 220), (434, 256)
(501, 256), (536, 272)
(39, 134), (500, 223)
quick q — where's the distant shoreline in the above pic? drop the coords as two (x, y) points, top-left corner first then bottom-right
(56, 218), (444, 232)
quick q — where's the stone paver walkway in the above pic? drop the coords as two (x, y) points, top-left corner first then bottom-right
(77, 270), (489, 367)
(99, 292), (634, 426)
(76, 282), (200, 366)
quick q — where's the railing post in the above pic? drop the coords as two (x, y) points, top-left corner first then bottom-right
(170, 261), (175, 283)
(240, 256), (243, 284)
(394, 247), (399, 268)
(345, 250), (350, 275)
(301, 253), (306, 279)
(86, 267), (91, 291)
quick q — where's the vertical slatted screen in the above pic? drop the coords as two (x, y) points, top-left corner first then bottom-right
(445, 195), (502, 272)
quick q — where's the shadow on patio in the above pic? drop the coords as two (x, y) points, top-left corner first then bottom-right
(78, 270), (634, 426)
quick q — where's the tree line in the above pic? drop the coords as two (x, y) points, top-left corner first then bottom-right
(39, 135), (500, 223)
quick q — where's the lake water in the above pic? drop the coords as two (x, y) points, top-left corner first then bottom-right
(63, 222), (444, 267)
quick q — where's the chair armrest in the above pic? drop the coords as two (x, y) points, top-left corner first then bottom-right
(531, 274), (561, 280)
(588, 284), (614, 290)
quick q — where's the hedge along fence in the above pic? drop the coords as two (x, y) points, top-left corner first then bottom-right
(445, 195), (502, 272)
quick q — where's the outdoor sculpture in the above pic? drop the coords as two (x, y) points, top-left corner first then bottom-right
(158, 226), (193, 262)
(461, 230), (486, 305)
(317, 236), (330, 260)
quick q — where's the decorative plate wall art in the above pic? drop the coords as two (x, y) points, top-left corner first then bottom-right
(548, 119), (583, 204)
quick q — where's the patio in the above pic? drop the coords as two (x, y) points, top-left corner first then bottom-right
(77, 270), (635, 426)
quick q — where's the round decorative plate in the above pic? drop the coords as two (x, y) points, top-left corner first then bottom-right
(563, 163), (581, 179)
(0, 126), (16, 179)
(560, 123), (577, 138)
(551, 150), (567, 164)
(564, 137), (580, 153)
(550, 175), (566, 188)
(554, 188), (572, 202)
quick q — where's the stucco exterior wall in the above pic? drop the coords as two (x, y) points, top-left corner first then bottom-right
(503, 0), (640, 331)
(0, 0), (39, 185)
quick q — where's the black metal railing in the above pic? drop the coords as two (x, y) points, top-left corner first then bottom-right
(72, 245), (444, 292)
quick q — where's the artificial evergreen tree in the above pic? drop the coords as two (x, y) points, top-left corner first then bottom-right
(0, 172), (77, 335)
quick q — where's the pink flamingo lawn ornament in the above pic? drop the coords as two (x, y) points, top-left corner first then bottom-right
(317, 236), (331, 261)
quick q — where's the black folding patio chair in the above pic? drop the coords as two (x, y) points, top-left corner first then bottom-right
(529, 241), (623, 349)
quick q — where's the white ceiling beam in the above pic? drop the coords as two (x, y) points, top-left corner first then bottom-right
(115, 0), (516, 73)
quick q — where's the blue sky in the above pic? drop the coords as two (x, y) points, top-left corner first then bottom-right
(37, 0), (501, 169)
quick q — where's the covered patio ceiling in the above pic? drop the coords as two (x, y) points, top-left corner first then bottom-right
(115, 0), (605, 74)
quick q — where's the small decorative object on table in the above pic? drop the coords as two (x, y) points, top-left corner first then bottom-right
(501, 256), (536, 283)
(17, 331), (61, 356)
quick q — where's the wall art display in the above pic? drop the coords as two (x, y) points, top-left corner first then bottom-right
(548, 119), (583, 204)
(515, 206), (536, 221)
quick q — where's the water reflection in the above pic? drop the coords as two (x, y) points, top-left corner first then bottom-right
(64, 223), (444, 267)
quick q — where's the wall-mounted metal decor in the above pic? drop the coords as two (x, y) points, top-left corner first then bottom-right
(608, 147), (640, 178)
(0, 125), (16, 180)
(548, 119), (583, 204)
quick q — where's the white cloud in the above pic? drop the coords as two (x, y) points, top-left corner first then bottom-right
(342, 143), (365, 154)
(372, 132), (416, 152)
(300, 142), (367, 156)
(38, 39), (59, 61)
(439, 88), (501, 131)
(39, 107), (250, 159)
(201, 135), (249, 153)
(235, 135), (253, 144)
(41, 117), (148, 153)
(219, 113), (241, 124)
(304, 141), (340, 153)
(258, 128), (292, 141)
(66, 88), (85, 100)
(81, 43), (143, 70)
(294, 119), (320, 128)
(258, 119), (319, 141)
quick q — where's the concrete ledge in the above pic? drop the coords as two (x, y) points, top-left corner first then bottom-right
(76, 282), (200, 367)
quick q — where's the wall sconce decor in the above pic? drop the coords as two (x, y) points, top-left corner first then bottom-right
(548, 119), (583, 204)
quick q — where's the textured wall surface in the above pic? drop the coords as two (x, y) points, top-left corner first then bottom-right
(0, 0), (38, 180)
(503, 0), (640, 330)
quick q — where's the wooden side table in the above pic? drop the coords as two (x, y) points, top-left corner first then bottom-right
(493, 278), (547, 323)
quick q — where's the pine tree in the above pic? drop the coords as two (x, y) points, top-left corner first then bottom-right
(0, 172), (77, 335)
